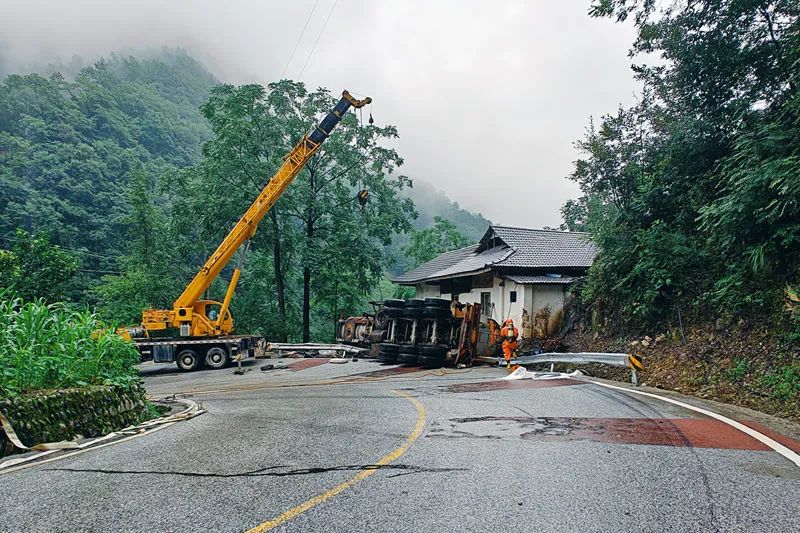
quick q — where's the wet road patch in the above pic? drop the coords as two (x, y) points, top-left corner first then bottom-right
(430, 416), (800, 451)
(446, 378), (587, 393)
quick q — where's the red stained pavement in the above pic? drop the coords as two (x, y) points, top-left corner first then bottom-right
(287, 358), (330, 371)
(448, 415), (800, 451)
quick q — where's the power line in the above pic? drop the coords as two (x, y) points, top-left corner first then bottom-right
(281, 0), (321, 78)
(298, 0), (339, 80)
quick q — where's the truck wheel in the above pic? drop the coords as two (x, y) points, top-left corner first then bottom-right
(205, 346), (229, 369)
(176, 349), (202, 371)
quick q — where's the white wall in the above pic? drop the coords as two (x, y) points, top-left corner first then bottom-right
(531, 285), (565, 315)
(414, 276), (567, 339)
(414, 283), (440, 299)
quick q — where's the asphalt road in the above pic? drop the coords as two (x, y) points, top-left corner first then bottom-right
(2, 358), (799, 532)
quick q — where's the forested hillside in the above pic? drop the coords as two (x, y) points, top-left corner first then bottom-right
(387, 180), (491, 274)
(562, 1), (799, 414)
(565, 0), (800, 335)
(0, 50), (217, 301)
(0, 49), (488, 342)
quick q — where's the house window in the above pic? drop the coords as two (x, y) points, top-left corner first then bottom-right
(480, 292), (492, 315)
(510, 290), (517, 303)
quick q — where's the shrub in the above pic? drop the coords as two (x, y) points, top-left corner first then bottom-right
(0, 292), (140, 398)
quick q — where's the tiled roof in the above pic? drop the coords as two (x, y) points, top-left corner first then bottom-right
(505, 274), (580, 285)
(483, 225), (597, 268)
(394, 225), (598, 285)
(392, 245), (478, 283)
(428, 245), (513, 279)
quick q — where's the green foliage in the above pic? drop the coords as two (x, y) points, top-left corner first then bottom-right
(387, 181), (490, 274)
(567, 1), (800, 331)
(0, 50), (217, 303)
(758, 363), (800, 401)
(94, 168), (181, 322)
(404, 216), (470, 268)
(170, 80), (416, 341)
(727, 358), (750, 383)
(0, 293), (140, 397)
(0, 229), (79, 302)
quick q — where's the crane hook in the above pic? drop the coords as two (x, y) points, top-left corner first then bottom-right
(357, 189), (369, 206)
(368, 112), (374, 125)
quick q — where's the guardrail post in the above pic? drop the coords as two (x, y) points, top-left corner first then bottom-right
(627, 353), (644, 386)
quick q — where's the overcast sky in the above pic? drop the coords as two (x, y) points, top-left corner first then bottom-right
(1, 0), (640, 228)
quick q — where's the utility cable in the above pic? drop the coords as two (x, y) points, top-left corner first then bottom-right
(281, 0), (321, 78)
(297, 0), (339, 80)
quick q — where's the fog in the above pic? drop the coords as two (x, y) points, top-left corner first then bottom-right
(1, 0), (640, 228)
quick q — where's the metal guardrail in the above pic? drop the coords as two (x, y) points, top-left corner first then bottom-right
(509, 351), (644, 385)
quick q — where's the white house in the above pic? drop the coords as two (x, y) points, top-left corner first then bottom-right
(393, 225), (598, 339)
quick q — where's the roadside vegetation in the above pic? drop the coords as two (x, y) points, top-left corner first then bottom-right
(564, 1), (799, 336)
(0, 293), (139, 398)
(0, 49), (482, 344)
(562, 1), (800, 416)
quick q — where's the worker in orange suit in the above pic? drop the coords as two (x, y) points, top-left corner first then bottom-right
(500, 318), (519, 368)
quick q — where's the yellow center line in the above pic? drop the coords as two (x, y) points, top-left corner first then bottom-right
(245, 390), (426, 533)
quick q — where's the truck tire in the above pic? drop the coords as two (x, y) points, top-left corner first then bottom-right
(383, 307), (402, 318)
(422, 306), (451, 319)
(398, 346), (419, 365)
(402, 305), (422, 318)
(205, 346), (229, 369)
(383, 299), (405, 308)
(418, 346), (447, 368)
(379, 343), (399, 363)
(404, 298), (424, 307)
(374, 310), (389, 329)
(176, 349), (202, 371)
(424, 297), (450, 308)
(418, 355), (446, 368)
(419, 345), (448, 357)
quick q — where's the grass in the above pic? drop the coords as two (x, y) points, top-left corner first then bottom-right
(758, 363), (800, 401)
(0, 292), (140, 398)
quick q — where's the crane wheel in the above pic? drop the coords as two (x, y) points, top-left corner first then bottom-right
(205, 346), (229, 369)
(176, 349), (202, 371)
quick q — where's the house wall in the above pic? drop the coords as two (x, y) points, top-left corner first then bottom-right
(414, 283), (440, 299)
(415, 277), (567, 339)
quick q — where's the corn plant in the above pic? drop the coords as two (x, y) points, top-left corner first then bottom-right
(0, 291), (140, 398)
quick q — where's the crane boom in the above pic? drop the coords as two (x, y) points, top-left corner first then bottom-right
(141, 90), (371, 337)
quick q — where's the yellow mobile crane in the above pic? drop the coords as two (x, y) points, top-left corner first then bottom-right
(129, 90), (372, 371)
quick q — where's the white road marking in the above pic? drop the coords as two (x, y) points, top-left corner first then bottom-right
(587, 379), (800, 468)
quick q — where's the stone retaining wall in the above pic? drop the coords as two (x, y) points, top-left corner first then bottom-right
(0, 384), (147, 458)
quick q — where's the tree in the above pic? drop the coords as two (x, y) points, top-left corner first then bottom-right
(562, 0), (800, 329)
(404, 216), (470, 268)
(176, 81), (415, 342)
(94, 168), (180, 322)
(0, 229), (79, 302)
(0, 51), (217, 305)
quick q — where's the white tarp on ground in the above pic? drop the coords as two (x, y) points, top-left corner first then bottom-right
(502, 367), (584, 380)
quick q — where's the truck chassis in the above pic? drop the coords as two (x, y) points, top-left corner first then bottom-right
(133, 335), (263, 371)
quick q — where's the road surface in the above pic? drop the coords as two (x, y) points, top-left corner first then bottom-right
(1, 358), (799, 532)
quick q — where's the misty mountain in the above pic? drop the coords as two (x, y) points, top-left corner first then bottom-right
(384, 180), (491, 275)
(0, 48), (489, 288)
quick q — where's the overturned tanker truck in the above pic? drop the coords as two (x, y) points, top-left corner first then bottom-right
(337, 298), (503, 368)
